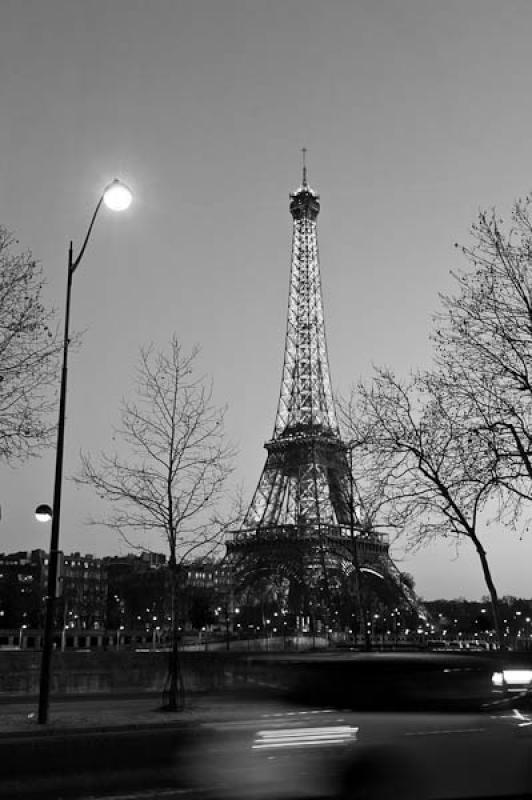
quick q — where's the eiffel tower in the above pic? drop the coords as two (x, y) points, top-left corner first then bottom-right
(227, 156), (417, 630)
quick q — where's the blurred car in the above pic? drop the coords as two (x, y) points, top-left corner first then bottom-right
(180, 652), (532, 800)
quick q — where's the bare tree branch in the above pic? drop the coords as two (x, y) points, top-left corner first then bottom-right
(0, 227), (61, 462)
(75, 336), (237, 710)
(434, 200), (532, 507)
(341, 368), (506, 647)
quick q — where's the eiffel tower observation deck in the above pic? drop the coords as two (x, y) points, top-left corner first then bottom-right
(227, 157), (409, 625)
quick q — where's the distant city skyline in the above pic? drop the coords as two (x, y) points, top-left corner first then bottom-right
(1, 0), (532, 600)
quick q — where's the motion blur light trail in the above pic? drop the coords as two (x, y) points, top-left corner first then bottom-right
(253, 725), (358, 749)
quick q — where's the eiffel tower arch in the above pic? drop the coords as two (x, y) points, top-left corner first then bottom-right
(227, 158), (423, 636)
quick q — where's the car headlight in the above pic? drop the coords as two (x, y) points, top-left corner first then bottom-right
(492, 669), (532, 687)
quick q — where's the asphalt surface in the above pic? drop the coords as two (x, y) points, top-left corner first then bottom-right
(3, 694), (526, 800)
(1, 652), (531, 799)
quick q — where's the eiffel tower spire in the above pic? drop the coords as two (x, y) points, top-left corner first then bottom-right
(242, 161), (347, 531)
(274, 153), (338, 438)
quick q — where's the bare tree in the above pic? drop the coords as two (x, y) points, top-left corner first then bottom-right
(77, 337), (235, 710)
(434, 199), (532, 509)
(0, 227), (60, 462)
(343, 368), (506, 648)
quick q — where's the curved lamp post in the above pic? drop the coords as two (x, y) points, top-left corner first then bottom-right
(38, 179), (132, 725)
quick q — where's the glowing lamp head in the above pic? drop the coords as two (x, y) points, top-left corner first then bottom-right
(35, 504), (53, 522)
(103, 179), (133, 211)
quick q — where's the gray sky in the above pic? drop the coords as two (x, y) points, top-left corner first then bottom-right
(1, 0), (531, 600)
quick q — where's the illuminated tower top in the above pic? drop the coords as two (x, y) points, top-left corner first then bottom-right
(274, 150), (338, 438)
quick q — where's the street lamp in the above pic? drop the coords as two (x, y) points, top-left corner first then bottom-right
(35, 504), (53, 523)
(38, 179), (132, 725)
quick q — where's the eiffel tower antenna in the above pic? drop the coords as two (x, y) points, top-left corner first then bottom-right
(301, 146), (308, 187)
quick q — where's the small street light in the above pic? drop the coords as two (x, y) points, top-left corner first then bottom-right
(35, 505), (53, 523)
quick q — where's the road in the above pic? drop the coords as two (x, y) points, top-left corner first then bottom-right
(1, 691), (532, 800)
(2, 653), (532, 800)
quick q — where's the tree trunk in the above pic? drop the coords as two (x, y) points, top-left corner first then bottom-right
(470, 534), (506, 651)
(161, 560), (185, 711)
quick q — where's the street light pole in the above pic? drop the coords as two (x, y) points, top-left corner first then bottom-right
(38, 180), (132, 725)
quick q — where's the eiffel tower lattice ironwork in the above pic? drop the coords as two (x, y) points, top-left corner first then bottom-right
(227, 159), (415, 625)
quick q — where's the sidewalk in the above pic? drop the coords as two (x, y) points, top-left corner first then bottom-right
(0, 690), (284, 738)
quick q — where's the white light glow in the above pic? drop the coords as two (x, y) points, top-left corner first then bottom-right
(492, 669), (532, 687)
(103, 180), (133, 211)
(360, 567), (384, 580)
